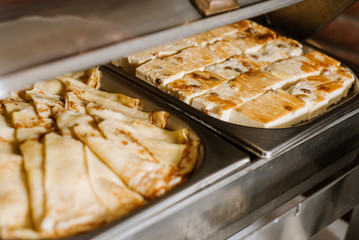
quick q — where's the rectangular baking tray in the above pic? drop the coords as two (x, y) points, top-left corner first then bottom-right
(49, 67), (250, 240)
(106, 45), (359, 158)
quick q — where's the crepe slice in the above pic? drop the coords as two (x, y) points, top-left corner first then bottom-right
(265, 51), (341, 89)
(247, 35), (303, 63)
(85, 99), (168, 128)
(34, 79), (65, 96)
(0, 153), (30, 230)
(98, 119), (198, 170)
(229, 89), (308, 128)
(85, 146), (145, 220)
(60, 76), (141, 109)
(113, 20), (249, 73)
(136, 46), (222, 88)
(41, 133), (107, 237)
(3, 97), (53, 142)
(74, 124), (181, 199)
(20, 140), (44, 230)
(65, 91), (86, 113)
(64, 67), (101, 89)
(130, 120), (189, 144)
(55, 110), (94, 137)
(0, 105), (16, 153)
(164, 71), (228, 104)
(1, 96), (32, 116)
(25, 88), (64, 118)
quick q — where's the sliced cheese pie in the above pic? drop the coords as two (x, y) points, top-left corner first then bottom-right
(136, 46), (221, 88)
(165, 71), (228, 104)
(265, 51), (340, 89)
(191, 71), (283, 120)
(113, 20), (256, 73)
(287, 67), (354, 119)
(229, 89), (308, 128)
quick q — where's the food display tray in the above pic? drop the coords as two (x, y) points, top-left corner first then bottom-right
(106, 46), (359, 158)
(53, 67), (250, 240)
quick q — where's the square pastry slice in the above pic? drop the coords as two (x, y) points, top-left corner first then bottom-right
(164, 71), (227, 104)
(205, 36), (303, 81)
(222, 21), (277, 54)
(229, 89), (308, 128)
(191, 71), (282, 120)
(114, 20), (254, 73)
(287, 77), (330, 119)
(136, 46), (221, 87)
(205, 55), (270, 80)
(265, 51), (340, 89)
(287, 66), (354, 119)
(191, 90), (243, 121)
(248, 35), (303, 63)
(321, 65), (355, 94)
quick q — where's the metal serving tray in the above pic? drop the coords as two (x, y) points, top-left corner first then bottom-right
(91, 66), (359, 239)
(107, 46), (359, 158)
(49, 67), (250, 240)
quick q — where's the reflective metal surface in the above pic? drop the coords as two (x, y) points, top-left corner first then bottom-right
(95, 67), (359, 240)
(107, 51), (359, 158)
(0, 0), (303, 95)
(230, 156), (359, 240)
(267, 0), (357, 39)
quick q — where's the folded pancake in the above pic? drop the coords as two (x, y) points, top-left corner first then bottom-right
(74, 124), (181, 199)
(61, 76), (141, 109)
(65, 91), (86, 113)
(55, 110), (94, 137)
(20, 140), (44, 230)
(25, 88), (64, 118)
(98, 119), (193, 168)
(229, 89), (308, 128)
(63, 80), (168, 128)
(0, 152), (30, 230)
(34, 79), (65, 96)
(165, 71), (228, 104)
(129, 120), (189, 144)
(42, 133), (107, 237)
(64, 67), (102, 89)
(0, 105), (15, 153)
(85, 146), (145, 220)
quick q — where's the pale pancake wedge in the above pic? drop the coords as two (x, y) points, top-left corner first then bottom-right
(74, 124), (181, 200)
(85, 146), (145, 220)
(0, 153), (30, 229)
(42, 133), (107, 237)
(20, 140), (44, 230)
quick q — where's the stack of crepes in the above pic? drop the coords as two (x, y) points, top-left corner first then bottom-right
(0, 68), (200, 239)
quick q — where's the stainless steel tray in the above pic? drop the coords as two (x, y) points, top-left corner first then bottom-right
(107, 46), (359, 158)
(52, 67), (250, 240)
(46, 66), (359, 240)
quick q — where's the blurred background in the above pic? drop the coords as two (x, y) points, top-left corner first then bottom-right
(311, 1), (359, 65)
